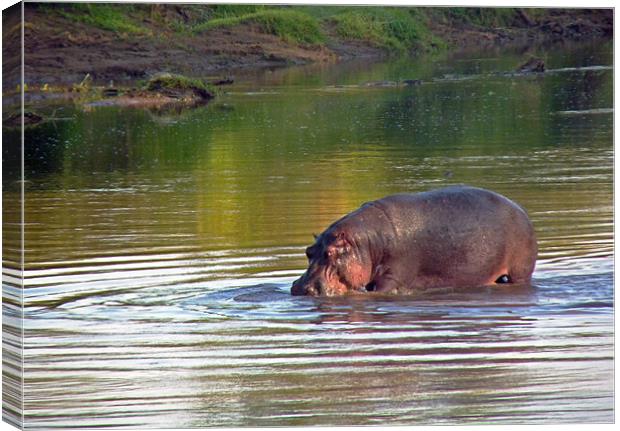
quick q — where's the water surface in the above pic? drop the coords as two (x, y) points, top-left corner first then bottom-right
(2, 39), (613, 428)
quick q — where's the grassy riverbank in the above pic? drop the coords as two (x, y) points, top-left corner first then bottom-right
(43, 4), (611, 51)
(2, 3), (612, 89)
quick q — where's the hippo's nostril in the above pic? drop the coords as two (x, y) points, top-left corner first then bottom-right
(291, 278), (321, 296)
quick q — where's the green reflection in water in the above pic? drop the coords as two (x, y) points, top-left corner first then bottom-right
(13, 39), (612, 269)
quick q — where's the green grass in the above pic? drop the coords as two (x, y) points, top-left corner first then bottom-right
(329, 7), (438, 53)
(209, 4), (266, 19)
(433, 7), (519, 27)
(188, 5), (436, 51)
(193, 9), (325, 45)
(55, 3), (149, 35)
(47, 4), (544, 55)
(145, 73), (214, 94)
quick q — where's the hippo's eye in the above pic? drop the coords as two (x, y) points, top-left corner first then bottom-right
(326, 246), (340, 259)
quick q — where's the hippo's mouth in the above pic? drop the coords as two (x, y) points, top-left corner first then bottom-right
(291, 278), (376, 297)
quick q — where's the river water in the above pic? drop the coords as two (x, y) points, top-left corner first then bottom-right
(2, 40), (613, 428)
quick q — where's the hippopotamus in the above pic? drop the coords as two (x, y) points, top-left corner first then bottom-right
(291, 185), (537, 296)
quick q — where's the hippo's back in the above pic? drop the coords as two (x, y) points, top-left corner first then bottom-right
(370, 186), (536, 286)
(376, 186), (529, 230)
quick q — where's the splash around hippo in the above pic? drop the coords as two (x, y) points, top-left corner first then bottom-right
(291, 185), (537, 296)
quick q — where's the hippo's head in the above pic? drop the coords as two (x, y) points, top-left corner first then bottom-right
(291, 230), (373, 296)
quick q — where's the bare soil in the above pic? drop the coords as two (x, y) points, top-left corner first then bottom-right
(430, 8), (613, 48)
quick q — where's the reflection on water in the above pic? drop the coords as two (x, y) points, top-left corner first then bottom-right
(3, 39), (613, 428)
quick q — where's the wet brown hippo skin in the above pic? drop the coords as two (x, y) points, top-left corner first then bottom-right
(291, 185), (537, 296)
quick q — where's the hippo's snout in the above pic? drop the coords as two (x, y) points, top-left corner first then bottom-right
(291, 275), (321, 296)
(291, 278), (305, 296)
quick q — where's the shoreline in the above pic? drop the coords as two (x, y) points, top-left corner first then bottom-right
(2, 5), (612, 112)
(1, 34), (612, 122)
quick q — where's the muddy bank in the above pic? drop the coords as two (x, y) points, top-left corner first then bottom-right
(429, 8), (612, 48)
(2, 71), (222, 128)
(3, 5), (613, 92)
